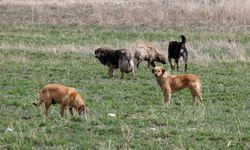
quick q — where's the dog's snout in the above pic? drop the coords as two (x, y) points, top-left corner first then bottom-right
(95, 54), (99, 58)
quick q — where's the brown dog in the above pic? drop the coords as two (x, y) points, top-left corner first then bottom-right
(134, 44), (166, 68)
(95, 47), (135, 79)
(152, 66), (202, 105)
(33, 84), (87, 117)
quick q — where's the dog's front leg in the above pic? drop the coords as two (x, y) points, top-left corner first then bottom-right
(151, 61), (156, 67)
(147, 60), (151, 67)
(148, 59), (155, 67)
(108, 66), (114, 78)
(131, 68), (135, 79)
(44, 102), (51, 117)
(175, 59), (179, 71)
(163, 91), (171, 105)
(60, 104), (66, 117)
(120, 69), (124, 79)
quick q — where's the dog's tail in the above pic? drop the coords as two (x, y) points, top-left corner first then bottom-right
(196, 78), (203, 102)
(180, 35), (186, 44)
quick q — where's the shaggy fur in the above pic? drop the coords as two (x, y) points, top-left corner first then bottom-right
(95, 47), (135, 79)
(152, 66), (202, 105)
(168, 35), (188, 71)
(33, 84), (87, 117)
(134, 44), (166, 68)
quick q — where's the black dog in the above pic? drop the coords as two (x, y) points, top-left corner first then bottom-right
(168, 35), (188, 71)
(94, 47), (135, 79)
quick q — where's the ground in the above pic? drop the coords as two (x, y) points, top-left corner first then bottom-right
(0, 24), (250, 149)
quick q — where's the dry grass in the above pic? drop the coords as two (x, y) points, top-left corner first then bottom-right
(1, 38), (249, 63)
(0, 54), (30, 64)
(0, 0), (249, 62)
(0, 0), (250, 27)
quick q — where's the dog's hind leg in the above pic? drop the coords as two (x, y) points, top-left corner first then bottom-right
(184, 63), (187, 71)
(183, 57), (188, 71)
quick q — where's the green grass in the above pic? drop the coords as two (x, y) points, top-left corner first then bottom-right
(0, 25), (250, 149)
(1, 25), (249, 46)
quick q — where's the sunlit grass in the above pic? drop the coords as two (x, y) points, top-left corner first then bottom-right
(0, 46), (250, 149)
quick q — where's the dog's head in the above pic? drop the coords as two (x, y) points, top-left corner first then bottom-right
(78, 105), (88, 115)
(152, 66), (165, 77)
(75, 94), (88, 115)
(156, 53), (166, 64)
(68, 89), (88, 115)
(94, 48), (108, 58)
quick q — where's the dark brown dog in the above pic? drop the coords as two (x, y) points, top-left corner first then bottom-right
(168, 35), (188, 71)
(134, 44), (166, 68)
(95, 47), (135, 79)
(152, 66), (202, 105)
(33, 84), (87, 117)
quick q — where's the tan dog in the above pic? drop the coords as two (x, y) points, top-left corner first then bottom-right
(33, 84), (87, 117)
(152, 66), (202, 105)
(134, 44), (166, 68)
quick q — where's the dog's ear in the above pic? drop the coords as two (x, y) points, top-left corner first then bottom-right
(101, 49), (106, 53)
(96, 48), (105, 53)
(78, 105), (87, 115)
(152, 68), (155, 73)
(69, 91), (77, 100)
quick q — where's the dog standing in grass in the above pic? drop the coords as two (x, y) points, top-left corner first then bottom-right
(33, 84), (87, 117)
(168, 35), (188, 71)
(95, 47), (135, 79)
(152, 66), (202, 105)
(134, 44), (166, 68)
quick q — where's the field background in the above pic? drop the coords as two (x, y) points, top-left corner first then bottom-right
(0, 0), (250, 149)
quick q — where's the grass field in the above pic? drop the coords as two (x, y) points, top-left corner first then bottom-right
(0, 24), (250, 149)
(0, 0), (250, 149)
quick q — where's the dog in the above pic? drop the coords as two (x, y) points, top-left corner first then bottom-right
(168, 35), (188, 71)
(152, 66), (202, 105)
(134, 44), (166, 68)
(95, 47), (135, 79)
(33, 84), (87, 117)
